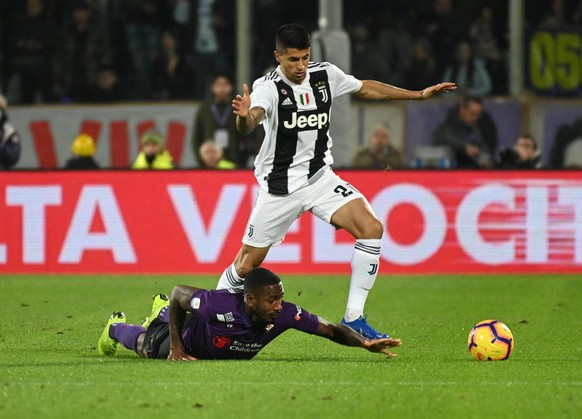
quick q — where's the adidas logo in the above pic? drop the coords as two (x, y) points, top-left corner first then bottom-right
(282, 97), (293, 106)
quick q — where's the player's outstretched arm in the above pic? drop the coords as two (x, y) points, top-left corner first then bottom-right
(232, 83), (265, 135)
(315, 316), (402, 358)
(168, 285), (200, 361)
(354, 80), (457, 101)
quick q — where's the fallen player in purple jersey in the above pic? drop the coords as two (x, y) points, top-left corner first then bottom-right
(98, 268), (401, 360)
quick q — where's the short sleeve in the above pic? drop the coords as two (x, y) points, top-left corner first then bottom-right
(326, 63), (362, 97)
(188, 289), (209, 318)
(281, 302), (319, 334)
(250, 79), (277, 119)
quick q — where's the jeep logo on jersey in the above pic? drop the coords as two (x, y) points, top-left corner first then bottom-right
(283, 110), (328, 131)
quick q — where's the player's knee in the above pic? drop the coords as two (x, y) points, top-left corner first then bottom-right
(233, 259), (257, 278)
(363, 218), (384, 239)
(234, 245), (267, 277)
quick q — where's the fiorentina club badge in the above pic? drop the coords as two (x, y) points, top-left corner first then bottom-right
(265, 324), (274, 333)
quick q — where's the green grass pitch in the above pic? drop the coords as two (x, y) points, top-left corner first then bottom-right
(1, 274), (581, 418)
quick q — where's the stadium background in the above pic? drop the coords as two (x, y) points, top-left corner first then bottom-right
(1, 2), (581, 418)
(1, 0), (581, 275)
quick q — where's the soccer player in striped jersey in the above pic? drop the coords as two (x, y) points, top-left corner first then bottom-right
(217, 23), (456, 339)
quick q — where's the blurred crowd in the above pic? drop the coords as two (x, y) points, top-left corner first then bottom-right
(0, 0), (319, 104)
(1, 0), (581, 104)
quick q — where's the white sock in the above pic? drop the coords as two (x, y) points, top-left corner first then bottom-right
(344, 239), (381, 322)
(216, 263), (245, 292)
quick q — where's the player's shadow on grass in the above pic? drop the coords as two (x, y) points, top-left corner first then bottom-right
(257, 356), (393, 362)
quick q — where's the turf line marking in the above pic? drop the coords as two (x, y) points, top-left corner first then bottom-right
(7, 381), (582, 387)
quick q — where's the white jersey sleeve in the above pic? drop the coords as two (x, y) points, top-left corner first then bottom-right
(325, 63), (362, 97)
(250, 78), (278, 120)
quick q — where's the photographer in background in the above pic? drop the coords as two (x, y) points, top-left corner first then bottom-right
(495, 134), (542, 169)
(0, 94), (21, 169)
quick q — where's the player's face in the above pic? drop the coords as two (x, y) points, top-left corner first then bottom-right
(275, 47), (310, 84)
(253, 283), (284, 323)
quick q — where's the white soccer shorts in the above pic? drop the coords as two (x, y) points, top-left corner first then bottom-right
(242, 168), (365, 248)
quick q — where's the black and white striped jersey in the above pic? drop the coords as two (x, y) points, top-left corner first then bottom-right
(249, 62), (362, 195)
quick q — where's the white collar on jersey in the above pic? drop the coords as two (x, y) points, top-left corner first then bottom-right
(276, 65), (311, 86)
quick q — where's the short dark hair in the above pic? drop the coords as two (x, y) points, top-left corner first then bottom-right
(244, 268), (282, 295)
(461, 95), (482, 108)
(276, 23), (311, 52)
(211, 71), (233, 85)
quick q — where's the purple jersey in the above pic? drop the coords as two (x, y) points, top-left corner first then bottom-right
(181, 289), (319, 360)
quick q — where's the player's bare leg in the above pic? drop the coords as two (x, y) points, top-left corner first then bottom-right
(331, 198), (383, 240)
(330, 198), (388, 339)
(216, 244), (271, 291)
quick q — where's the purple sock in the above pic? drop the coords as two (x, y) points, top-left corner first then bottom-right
(159, 306), (169, 322)
(110, 323), (146, 352)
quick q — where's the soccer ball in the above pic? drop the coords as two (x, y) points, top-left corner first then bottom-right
(468, 320), (514, 361)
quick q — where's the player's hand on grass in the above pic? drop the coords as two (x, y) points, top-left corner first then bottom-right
(168, 347), (197, 362)
(420, 82), (457, 99)
(232, 83), (251, 118)
(364, 337), (402, 358)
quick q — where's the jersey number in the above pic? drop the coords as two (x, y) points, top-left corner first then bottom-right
(334, 185), (353, 197)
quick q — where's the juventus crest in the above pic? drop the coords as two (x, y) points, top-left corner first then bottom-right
(318, 85), (328, 103)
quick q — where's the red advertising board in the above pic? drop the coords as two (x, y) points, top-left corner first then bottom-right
(0, 170), (581, 274)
